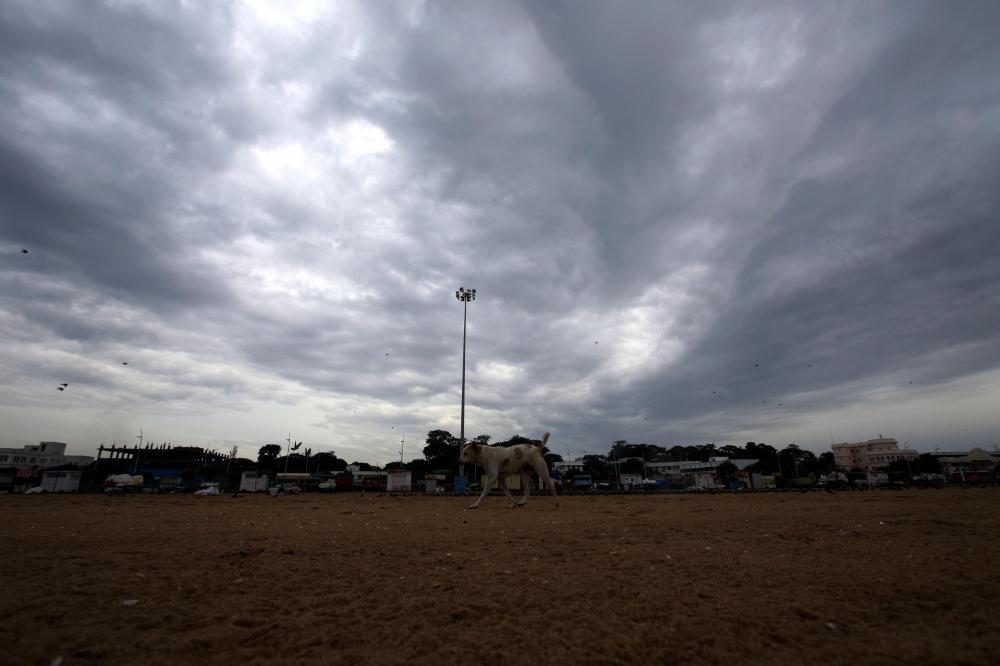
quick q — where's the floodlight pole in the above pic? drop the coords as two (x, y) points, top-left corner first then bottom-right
(456, 287), (476, 479)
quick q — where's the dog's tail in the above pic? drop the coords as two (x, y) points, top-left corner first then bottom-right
(538, 432), (550, 451)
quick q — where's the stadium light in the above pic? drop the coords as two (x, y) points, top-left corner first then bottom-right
(456, 287), (476, 481)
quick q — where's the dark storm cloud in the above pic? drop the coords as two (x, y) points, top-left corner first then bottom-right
(0, 2), (243, 316)
(1, 0), (998, 457)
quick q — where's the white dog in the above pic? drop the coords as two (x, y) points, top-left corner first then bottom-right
(459, 432), (559, 509)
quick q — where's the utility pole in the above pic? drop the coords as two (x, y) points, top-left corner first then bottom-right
(455, 287), (476, 483)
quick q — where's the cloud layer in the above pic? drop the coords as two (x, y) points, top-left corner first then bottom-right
(2, 1), (999, 461)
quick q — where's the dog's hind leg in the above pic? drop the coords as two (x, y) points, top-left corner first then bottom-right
(468, 474), (493, 509)
(540, 469), (559, 508)
(515, 470), (531, 507)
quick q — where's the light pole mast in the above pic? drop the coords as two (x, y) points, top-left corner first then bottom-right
(456, 286), (476, 479)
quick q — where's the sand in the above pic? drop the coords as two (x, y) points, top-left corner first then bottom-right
(1, 488), (997, 665)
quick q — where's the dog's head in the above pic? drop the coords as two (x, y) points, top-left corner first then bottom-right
(458, 441), (481, 464)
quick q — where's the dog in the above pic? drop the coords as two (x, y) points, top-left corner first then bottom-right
(459, 432), (559, 509)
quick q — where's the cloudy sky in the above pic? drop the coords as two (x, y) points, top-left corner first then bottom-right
(2, 0), (999, 464)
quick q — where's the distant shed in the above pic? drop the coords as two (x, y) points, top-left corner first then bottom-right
(40, 470), (81, 493)
(240, 471), (269, 492)
(387, 471), (411, 492)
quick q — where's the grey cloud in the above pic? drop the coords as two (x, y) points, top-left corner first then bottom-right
(1, 1), (998, 459)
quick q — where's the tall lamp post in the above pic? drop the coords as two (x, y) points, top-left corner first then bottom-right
(456, 287), (476, 481)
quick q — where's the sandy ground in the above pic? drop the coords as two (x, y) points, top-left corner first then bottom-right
(2, 488), (998, 666)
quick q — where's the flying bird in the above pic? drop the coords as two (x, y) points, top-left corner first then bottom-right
(57, 386), (65, 391)
(60, 383), (68, 387)
(122, 362), (128, 365)
(754, 363), (759, 367)
(20, 249), (29, 254)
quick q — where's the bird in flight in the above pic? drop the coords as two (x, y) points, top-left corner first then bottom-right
(57, 386), (65, 391)
(60, 383), (69, 387)
(20, 248), (29, 254)
(122, 362), (128, 365)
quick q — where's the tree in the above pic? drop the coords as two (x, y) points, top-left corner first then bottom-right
(314, 451), (347, 474)
(747, 442), (779, 474)
(817, 452), (838, 473)
(777, 444), (818, 481)
(423, 430), (460, 469)
(720, 444), (746, 460)
(404, 458), (429, 473)
(885, 459), (912, 481)
(499, 435), (533, 447)
(582, 454), (609, 480)
(915, 453), (941, 474)
(716, 460), (738, 487)
(257, 444), (281, 470)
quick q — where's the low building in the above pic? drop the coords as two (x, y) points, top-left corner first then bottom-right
(552, 459), (586, 473)
(831, 436), (917, 471)
(936, 448), (999, 483)
(0, 442), (93, 469)
(40, 470), (82, 493)
(646, 457), (758, 489)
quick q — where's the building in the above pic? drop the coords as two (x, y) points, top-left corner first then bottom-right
(552, 459), (586, 473)
(646, 457), (759, 489)
(0, 442), (93, 469)
(935, 448), (999, 483)
(831, 436), (917, 471)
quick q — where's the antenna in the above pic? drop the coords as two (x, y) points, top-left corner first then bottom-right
(136, 427), (143, 448)
(400, 433), (405, 464)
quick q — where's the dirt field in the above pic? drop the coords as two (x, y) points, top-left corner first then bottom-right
(2, 488), (998, 666)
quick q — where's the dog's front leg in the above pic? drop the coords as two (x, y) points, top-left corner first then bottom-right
(498, 475), (516, 507)
(468, 474), (493, 509)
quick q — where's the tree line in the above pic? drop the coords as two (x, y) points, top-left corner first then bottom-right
(253, 433), (944, 481)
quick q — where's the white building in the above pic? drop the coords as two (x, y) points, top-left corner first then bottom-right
(552, 459), (586, 473)
(0, 442), (93, 469)
(831, 436), (917, 471)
